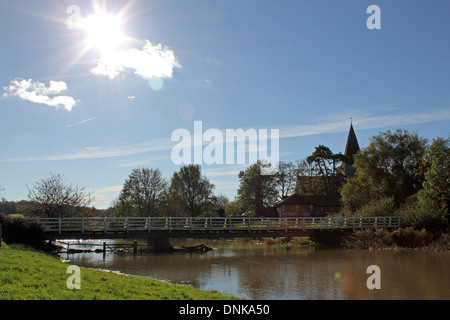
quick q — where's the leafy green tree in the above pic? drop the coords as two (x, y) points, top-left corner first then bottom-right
(236, 161), (278, 216)
(306, 145), (346, 196)
(417, 137), (450, 214)
(115, 168), (167, 217)
(341, 129), (427, 212)
(224, 199), (246, 216)
(213, 194), (230, 217)
(169, 165), (215, 217)
(0, 198), (17, 215)
(399, 137), (450, 231)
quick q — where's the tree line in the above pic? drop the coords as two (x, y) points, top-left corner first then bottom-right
(1, 144), (351, 218)
(1, 129), (449, 231)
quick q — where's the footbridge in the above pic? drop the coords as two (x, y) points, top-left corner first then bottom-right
(25, 216), (406, 240)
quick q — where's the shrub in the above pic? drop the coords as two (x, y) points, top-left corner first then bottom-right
(343, 228), (393, 249)
(391, 227), (434, 248)
(264, 238), (277, 245)
(395, 198), (448, 233)
(342, 227), (441, 249)
(353, 196), (396, 217)
(0, 213), (44, 248)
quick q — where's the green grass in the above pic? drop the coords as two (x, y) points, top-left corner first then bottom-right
(0, 243), (238, 300)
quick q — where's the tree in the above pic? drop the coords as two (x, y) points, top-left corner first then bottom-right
(341, 129), (428, 212)
(416, 137), (450, 215)
(27, 172), (94, 217)
(213, 194), (230, 217)
(115, 168), (168, 217)
(274, 161), (296, 199)
(169, 165), (215, 217)
(224, 199), (246, 216)
(0, 198), (17, 215)
(294, 159), (325, 195)
(236, 161), (278, 216)
(306, 145), (345, 196)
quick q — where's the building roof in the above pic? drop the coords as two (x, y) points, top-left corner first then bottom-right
(274, 193), (342, 207)
(344, 123), (360, 159)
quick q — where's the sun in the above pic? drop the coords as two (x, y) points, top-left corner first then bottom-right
(80, 12), (125, 56)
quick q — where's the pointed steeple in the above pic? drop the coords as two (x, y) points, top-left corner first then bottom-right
(344, 122), (360, 159)
(344, 121), (359, 177)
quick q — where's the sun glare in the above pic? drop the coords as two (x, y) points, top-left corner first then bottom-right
(81, 12), (125, 55)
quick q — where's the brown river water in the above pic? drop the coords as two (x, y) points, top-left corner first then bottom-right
(62, 239), (450, 300)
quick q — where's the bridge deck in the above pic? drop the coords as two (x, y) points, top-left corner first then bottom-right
(25, 216), (406, 240)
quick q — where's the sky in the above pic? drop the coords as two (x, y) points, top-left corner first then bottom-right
(1, 0), (449, 209)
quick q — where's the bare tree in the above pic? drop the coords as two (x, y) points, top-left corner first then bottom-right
(27, 172), (94, 217)
(274, 161), (296, 200)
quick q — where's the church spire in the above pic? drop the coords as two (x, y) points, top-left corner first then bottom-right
(344, 121), (359, 158)
(344, 121), (360, 177)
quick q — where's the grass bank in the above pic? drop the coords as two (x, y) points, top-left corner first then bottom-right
(0, 243), (238, 300)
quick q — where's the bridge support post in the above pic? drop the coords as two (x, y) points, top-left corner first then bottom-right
(147, 238), (174, 252)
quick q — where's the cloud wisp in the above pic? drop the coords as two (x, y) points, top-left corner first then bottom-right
(1, 109), (449, 163)
(278, 108), (450, 139)
(3, 78), (77, 111)
(65, 117), (96, 128)
(1, 138), (176, 162)
(90, 40), (181, 80)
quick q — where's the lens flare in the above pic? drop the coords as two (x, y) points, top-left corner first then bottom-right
(148, 77), (164, 90)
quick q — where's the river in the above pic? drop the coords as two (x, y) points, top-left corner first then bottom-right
(62, 239), (450, 300)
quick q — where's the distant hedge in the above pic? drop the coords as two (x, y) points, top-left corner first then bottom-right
(0, 213), (45, 248)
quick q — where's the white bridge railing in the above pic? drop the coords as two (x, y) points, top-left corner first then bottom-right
(24, 216), (406, 235)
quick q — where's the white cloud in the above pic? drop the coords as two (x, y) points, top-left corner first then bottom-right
(3, 78), (77, 111)
(89, 185), (123, 208)
(90, 40), (181, 80)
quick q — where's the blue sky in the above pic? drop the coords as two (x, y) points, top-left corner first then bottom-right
(1, 0), (449, 208)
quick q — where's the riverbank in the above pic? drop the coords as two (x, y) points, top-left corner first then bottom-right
(213, 228), (449, 251)
(0, 243), (238, 300)
(309, 227), (450, 250)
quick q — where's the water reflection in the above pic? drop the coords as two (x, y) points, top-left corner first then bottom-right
(63, 240), (450, 300)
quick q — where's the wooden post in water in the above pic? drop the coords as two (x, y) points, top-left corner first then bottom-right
(133, 241), (138, 254)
